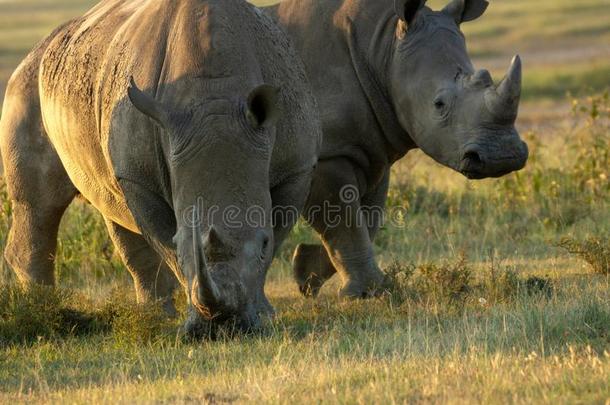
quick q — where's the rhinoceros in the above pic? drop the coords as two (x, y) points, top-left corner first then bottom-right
(0, 0), (321, 333)
(265, 0), (529, 298)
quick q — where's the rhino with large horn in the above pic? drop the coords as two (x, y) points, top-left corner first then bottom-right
(0, 0), (321, 335)
(265, 0), (528, 297)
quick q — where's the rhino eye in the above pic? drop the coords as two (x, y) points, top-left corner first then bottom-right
(434, 98), (446, 110)
(260, 235), (270, 259)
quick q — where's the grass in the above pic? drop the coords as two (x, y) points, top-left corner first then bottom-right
(0, 91), (607, 403)
(0, 275), (608, 403)
(0, 0), (609, 403)
(520, 61), (610, 101)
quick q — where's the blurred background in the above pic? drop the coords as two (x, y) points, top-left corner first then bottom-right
(2, 0), (609, 129)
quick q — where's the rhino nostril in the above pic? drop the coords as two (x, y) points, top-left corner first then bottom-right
(460, 149), (486, 179)
(463, 150), (482, 165)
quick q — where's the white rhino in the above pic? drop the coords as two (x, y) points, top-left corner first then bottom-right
(0, 0), (321, 334)
(265, 0), (528, 298)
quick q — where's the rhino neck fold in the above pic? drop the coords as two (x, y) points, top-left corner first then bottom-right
(345, 15), (415, 162)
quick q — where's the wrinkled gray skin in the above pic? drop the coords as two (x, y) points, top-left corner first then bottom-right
(0, 0), (321, 334)
(266, 0), (528, 297)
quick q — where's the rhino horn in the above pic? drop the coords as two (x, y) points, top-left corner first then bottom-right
(192, 225), (223, 316)
(486, 55), (522, 122)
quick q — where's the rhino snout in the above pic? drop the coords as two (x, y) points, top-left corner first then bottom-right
(460, 140), (528, 179)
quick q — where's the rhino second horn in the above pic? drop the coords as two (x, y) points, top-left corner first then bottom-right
(486, 55), (522, 122)
(192, 225), (222, 315)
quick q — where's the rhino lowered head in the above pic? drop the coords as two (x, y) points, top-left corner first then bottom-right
(128, 78), (279, 335)
(390, 0), (528, 179)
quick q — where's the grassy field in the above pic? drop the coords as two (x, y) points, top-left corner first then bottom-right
(0, 0), (609, 403)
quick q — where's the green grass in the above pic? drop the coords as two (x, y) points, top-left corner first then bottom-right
(0, 0), (609, 403)
(0, 91), (608, 403)
(0, 283), (608, 403)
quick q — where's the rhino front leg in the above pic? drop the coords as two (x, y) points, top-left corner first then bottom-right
(105, 220), (178, 316)
(263, 172), (314, 312)
(293, 169), (390, 297)
(301, 158), (386, 298)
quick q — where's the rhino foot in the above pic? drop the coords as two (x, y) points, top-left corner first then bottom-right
(254, 294), (276, 319)
(292, 243), (337, 298)
(339, 270), (388, 299)
(183, 311), (216, 340)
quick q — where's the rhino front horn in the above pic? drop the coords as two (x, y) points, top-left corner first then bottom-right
(191, 225), (223, 317)
(486, 55), (522, 123)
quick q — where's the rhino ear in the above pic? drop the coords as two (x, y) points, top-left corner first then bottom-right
(246, 84), (281, 129)
(443, 0), (489, 24)
(394, 0), (426, 25)
(127, 77), (169, 126)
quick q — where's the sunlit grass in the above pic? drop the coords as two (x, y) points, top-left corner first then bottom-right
(0, 90), (608, 402)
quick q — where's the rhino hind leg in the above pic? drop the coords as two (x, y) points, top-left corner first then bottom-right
(4, 198), (76, 286)
(292, 243), (336, 297)
(0, 74), (78, 286)
(105, 220), (178, 316)
(298, 159), (387, 299)
(292, 169), (390, 298)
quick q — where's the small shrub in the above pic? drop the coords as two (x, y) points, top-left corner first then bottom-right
(383, 255), (473, 312)
(478, 263), (520, 304)
(0, 284), (173, 346)
(0, 284), (101, 344)
(384, 256), (559, 313)
(415, 255), (472, 310)
(557, 236), (610, 275)
(522, 276), (554, 298)
(383, 260), (416, 303)
(101, 291), (173, 346)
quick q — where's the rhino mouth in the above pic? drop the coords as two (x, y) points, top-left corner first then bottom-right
(187, 225), (262, 336)
(459, 141), (528, 179)
(184, 308), (261, 340)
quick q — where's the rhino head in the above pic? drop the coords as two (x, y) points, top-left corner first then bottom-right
(128, 78), (279, 334)
(390, 0), (528, 178)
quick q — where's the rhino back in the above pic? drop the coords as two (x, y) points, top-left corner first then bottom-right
(246, 6), (321, 186)
(37, 0), (320, 230)
(269, 0), (406, 187)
